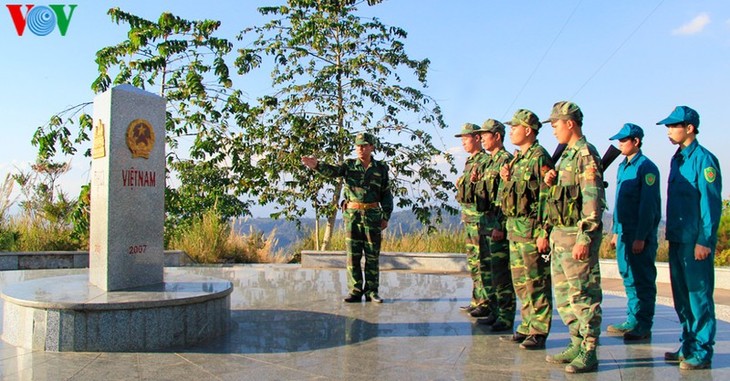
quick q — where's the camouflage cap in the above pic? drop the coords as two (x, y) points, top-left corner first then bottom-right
(454, 123), (481, 137)
(542, 101), (583, 124)
(656, 105), (700, 127)
(505, 109), (542, 130)
(479, 119), (506, 136)
(354, 132), (376, 145)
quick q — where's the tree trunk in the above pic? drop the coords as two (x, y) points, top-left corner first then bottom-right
(314, 214), (320, 251)
(320, 180), (343, 251)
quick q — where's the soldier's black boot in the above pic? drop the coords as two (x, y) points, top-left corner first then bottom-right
(519, 334), (547, 350)
(469, 305), (492, 318)
(365, 294), (384, 303)
(500, 332), (528, 343)
(343, 294), (362, 303)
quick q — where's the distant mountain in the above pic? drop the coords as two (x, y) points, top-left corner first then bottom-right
(233, 209), (462, 250)
(234, 211), (662, 251)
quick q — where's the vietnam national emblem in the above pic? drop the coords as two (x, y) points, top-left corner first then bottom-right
(126, 119), (155, 159)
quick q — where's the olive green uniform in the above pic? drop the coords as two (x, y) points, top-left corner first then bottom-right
(500, 141), (554, 336)
(476, 147), (516, 326)
(547, 136), (606, 352)
(457, 150), (491, 308)
(315, 158), (394, 297)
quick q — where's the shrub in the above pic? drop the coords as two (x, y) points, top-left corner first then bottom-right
(168, 209), (288, 264)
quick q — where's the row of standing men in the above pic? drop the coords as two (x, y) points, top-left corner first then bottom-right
(456, 102), (722, 373)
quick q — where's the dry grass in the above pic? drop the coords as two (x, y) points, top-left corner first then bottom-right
(301, 225), (466, 253)
(168, 210), (289, 264)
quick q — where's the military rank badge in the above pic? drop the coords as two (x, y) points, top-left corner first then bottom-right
(645, 173), (656, 186)
(704, 167), (717, 183)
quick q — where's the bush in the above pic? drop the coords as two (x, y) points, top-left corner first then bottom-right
(168, 209), (289, 264)
(8, 214), (77, 251)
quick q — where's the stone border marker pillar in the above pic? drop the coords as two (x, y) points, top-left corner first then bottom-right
(89, 84), (166, 291)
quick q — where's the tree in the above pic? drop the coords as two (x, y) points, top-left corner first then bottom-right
(31, 8), (261, 239)
(236, 0), (456, 249)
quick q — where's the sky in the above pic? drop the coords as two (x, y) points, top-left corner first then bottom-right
(1, 0), (729, 218)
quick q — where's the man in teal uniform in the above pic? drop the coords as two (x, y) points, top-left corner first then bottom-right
(607, 123), (661, 341)
(455, 123), (492, 318)
(543, 101), (605, 374)
(474, 119), (515, 331)
(657, 106), (722, 370)
(498, 109), (554, 349)
(301, 132), (394, 303)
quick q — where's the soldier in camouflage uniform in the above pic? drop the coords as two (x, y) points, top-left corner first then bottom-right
(455, 123), (492, 318)
(302, 132), (394, 303)
(498, 109), (554, 350)
(543, 101), (605, 374)
(474, 119), (516, 332)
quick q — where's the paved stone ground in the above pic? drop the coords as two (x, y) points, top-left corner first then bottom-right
(0, 265), (728, 380)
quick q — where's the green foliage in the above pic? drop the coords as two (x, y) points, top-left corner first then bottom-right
(168, 209), (287, 263)
(31, 8), (260, 231)
(70, 183), (91, 249)
(9, 214), (77, 251)
(236, 0), (456, 248)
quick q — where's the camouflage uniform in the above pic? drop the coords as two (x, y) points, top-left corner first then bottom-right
(547, 135), (606, 353)
(500, 140), (554, 337)
(315, 141), (394, 298)
(476, 146), (515, 326)
(457, 149), (491, 309)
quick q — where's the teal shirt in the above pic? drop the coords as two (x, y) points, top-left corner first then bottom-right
(666, 140), (722, 247)
(315, 158), (394, 221)
(612, 150), (661, 242)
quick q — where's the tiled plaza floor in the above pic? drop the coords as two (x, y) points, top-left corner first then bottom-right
(0, 265), (727, 380)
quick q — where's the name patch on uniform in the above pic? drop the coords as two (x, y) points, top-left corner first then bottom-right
(704, 167), (717, 183)
(645, 173), (656, 186)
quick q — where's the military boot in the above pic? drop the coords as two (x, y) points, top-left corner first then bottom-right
(565, 348), (598, 374)
(546, 337), (582, 364)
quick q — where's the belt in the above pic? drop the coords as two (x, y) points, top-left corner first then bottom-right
(346, 202), (380, 210)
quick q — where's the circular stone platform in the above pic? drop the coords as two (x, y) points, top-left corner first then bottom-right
(1, 271), (232, 352)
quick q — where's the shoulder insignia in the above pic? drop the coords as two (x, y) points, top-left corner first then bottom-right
(704, 167), (717, 183)
(645, 173), (656, 186)
(580, 146), (591, 157)
(585, 166), (597, 181)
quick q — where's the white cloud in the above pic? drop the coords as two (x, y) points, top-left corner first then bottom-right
(672, 13), (711, 36)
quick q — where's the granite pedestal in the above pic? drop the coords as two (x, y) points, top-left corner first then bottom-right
(1, 270), (232, 352)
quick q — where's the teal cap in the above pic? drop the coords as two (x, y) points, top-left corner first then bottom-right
(656, 105), (700, 127)
(609, 123), (644, 140)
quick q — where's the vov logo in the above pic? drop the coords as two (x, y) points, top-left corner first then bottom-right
(6, 4), (77, 36)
